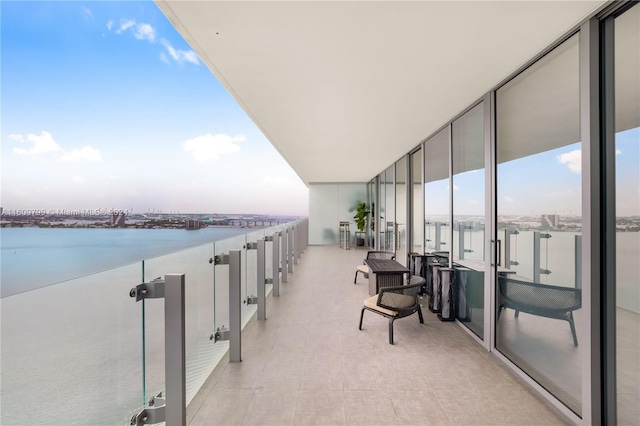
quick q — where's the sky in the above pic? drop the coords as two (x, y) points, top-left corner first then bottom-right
(1, 1), (309, 216)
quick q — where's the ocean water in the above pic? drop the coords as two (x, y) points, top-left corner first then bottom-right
(0, 226), (250, 297)
(0, 225), (264, 425)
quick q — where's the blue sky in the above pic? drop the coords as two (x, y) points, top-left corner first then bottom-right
(1, 1), (309, 216)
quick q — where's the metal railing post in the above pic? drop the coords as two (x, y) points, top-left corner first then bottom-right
(129, 274), (186, 426)
(229, 250), (242, 362)
(257, 239), (266, 320)
(533, 231), (551, 282)
(575, 234), (582, 289)
(293, 225), (298, 265)
(288, 227), (294, 273)
(504, 228), (520, 268)
(272, 232), (280, 295)
(164, 274), (186, 426)
(458, 222), (465, 260)
(281, 229), (288, 283)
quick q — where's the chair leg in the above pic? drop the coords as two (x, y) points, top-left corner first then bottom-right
(417, 306), (424, 324)
(359, 308), (365, 330)
(497, 305), (504, 320)
(354, 270), (359, 284)
(568, 312), (578, 347)
(514, 310), (520, 318)
(388, 318), (395, 345)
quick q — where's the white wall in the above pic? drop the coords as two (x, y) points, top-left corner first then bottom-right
(309, 183), (367, 245)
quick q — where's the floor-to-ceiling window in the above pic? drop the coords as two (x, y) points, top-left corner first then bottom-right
(424, 128), (450, 255)
(395, 158), (407, 265)
(369, 178), (377, 248)
(496, 33), (582, 415)
(452, 102), (486, 338)
(613, 4), (640, 423)
(385, 165), (395, 253)
(379, 171), (386, 251)
(410, 148), (424, 254)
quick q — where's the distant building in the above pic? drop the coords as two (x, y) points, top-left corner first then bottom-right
(541, 214), (560, 228)
(185, 219), (202, 230)
(110, 213), (126, 226)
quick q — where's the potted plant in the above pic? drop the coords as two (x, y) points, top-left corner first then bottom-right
(353, 202), (370, 246)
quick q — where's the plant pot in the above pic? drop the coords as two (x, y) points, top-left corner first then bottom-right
(356, 237), (365, 246)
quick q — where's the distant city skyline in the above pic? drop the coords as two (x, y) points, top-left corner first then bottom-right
(1, 1), (309, 216)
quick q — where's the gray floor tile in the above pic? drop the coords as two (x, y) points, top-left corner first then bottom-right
(187, 246), (575, 426)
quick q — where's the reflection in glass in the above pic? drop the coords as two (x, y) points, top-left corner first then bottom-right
(452, 102), (485, 338)
(496, 33), (582, 415)
(424, 128), (450, 255)
(411, 148), (424, 254)
(396, 158), (407, 265)
(615, 4), (640, 424)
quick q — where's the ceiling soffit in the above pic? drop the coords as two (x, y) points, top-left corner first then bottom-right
(156, 1), (608, 184)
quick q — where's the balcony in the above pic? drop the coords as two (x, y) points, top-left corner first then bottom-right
(186, 244), (568, 425)
(0, 221), (589, 425)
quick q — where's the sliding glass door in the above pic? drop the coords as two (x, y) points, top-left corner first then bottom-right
(395, 158), (407, 265)
(613, 4), (640, 423)
(424, 128), (450, 255)
(452, 102), (486, 338)
(495, 33), (582, 415)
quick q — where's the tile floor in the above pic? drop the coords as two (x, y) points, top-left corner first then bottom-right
(186, 245), (570, 425)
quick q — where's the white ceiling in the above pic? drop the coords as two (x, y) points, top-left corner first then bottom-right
(156, 0), (608, 185)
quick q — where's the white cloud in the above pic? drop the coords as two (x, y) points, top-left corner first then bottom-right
(106, 20), (114, 31)
(82, 6), (93, 20)
(446, 184), (461, 191)
(117, 19), (135, 34)
(12, 131), (62, 156)
(503, 195), (515, 203)
(72, 175), (86, 183)
(59, 146), (102, 162)
(160, 52), (169, 64)
(160, 39), (199, 65)
(182, 134), (244, 163)
(133, 23), (156, 42)
(558, 149), (581, 174)
(11, 132), (102, 163)
(616, 149), (622, 155)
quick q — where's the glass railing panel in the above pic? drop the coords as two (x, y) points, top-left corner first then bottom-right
(142, 242), (215, 405)
(0, 263), (143, 425)
(213, 234), (247, 332)
(244, 229), (265, 299)
(498, 229), (581, 288)
(265, 230), (275, 296)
